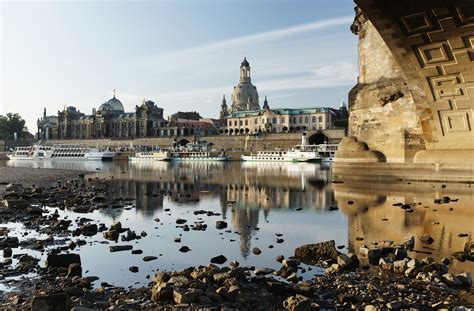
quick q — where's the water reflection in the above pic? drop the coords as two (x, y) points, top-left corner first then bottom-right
(334, 182), (474, 275)
(88, 161), (337, 258)
(2, 159), (472, 286)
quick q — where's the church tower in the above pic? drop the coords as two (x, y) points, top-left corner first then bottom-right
(220, 94), (229, 119)
(262, 95), (269, 110)
(231, 57), (260, 112)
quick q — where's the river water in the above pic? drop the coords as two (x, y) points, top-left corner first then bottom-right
(2, 160), (473, 288)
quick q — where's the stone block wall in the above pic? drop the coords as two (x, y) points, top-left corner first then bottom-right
(348, 20), (425, 163)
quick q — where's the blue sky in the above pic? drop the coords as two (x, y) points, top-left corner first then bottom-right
(1, 0), (357, 132)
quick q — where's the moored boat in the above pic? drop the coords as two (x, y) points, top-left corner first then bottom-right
(7, 145), (116, 161)
(129, 151), (170, 161)
(241, 133), (320, 162)
(169, 141), (230, 161)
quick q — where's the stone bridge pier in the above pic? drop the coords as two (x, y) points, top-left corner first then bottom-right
(336, 0), (474, 174)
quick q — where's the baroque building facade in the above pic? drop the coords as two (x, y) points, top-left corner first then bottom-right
(57, 93), (166, 139)
(220, 58), (348, 135)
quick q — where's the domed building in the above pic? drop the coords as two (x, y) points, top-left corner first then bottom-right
(57, 91), (167, 139)
(231, 57), (260, 112)
(105, 94), (124, 112)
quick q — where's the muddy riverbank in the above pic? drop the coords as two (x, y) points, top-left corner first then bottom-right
(0, 168), (474, 310)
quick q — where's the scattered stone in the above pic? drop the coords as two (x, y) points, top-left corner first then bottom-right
(179, 246), (190, 253)
(210, 255), (227, 264)
(129, 266), (139, 273)
(109, 245), (133, 252)
(216, 220), (228, 229)
(143, 256), (158, 262)
(419, 234), (434, 245)
(252, 247), (262, 255)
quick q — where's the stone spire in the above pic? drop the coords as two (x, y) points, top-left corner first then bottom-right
(220, 94), (229, 119)
(262, 95), (269, 110)
(340, 98), (348, 111)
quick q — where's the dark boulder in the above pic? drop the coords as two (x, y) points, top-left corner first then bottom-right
(46, 253), (81, 268)
(294, 240), (339, 265)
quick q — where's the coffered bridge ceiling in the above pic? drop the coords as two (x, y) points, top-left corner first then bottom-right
(356, 0), (474, 149)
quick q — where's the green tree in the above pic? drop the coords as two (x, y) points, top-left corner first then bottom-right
(0, 113), (28, 140)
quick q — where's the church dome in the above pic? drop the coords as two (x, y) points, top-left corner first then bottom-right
(231, 57), (260, 111)
(106, 95), (124, 112)
(98, 102), (113, 112)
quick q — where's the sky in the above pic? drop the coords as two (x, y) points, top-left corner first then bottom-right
(0, 0), (357, 132)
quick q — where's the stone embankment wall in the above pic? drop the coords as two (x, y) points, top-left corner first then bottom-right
(45, 130), (345, 151)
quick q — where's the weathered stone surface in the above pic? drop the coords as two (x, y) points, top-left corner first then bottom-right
(294, 240), (338, 265)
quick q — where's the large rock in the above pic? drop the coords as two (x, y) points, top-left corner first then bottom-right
(173, 288), (202, 304)
(80, 224), (98, 236)
(151, 282), (173, 302)
(283, 295), (311, 311)
(46, 253), (81, 268)
(31, 292), (71, 311)
(294, 240), (339, 265)
(67, 263), (82, 277)
(210, 255), (227, 264)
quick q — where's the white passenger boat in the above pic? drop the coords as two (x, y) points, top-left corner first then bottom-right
(169, 150), (229, 161)
(169, 142), (230, 161)
(129, 151), (170, 161)
(316, 144), (338, 162)
(241, 133), (320, 162)
(7, 145), (116, 161)
(241, 149), (319, 162)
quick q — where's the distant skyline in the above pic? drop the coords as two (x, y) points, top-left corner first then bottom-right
(0, 0), (357, 132)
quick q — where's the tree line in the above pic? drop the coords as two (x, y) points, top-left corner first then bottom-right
(0, 113), (29, 140)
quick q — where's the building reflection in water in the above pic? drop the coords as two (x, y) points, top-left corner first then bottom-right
(88, 161), (336, 256)
(334, 182), (474, 275)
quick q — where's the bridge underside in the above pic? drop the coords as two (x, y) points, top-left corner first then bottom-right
(337, 0), (474, 167)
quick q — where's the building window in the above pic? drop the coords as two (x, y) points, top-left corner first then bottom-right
(305, 116), (308, 123)
(239, 120), (243, 126)
(245, 120), (248, 126)
(299, 116), (303, 123)
(281, 117), (285, 123)
(262, 118), (265, 123)
(228, 120), (232, 126)
(272, 117), (277, 123)
(254, 118), (258, 124)
(234, 120), (237, 126)
(312, 116), (316, 123)
(319, 116), (323, 122)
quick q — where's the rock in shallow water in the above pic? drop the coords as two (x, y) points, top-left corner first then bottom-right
(210, 255), (227, 264)
(294, 240), (338, 265)
(46, 253), (81, 268)
(109, 245), (133, 252)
